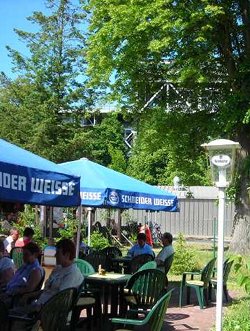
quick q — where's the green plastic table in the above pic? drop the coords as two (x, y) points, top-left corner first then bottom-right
(85, 272), (131, 317)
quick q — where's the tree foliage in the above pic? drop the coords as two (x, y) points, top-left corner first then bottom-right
(0, 0), (128, 168)
(0, 0), (93, 161)
(127, 108), (212, 185)
(86, 0), (250, 253)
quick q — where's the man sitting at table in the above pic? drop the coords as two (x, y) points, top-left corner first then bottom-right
(127, 233), (154, 257)
(155, 232), (174, 271)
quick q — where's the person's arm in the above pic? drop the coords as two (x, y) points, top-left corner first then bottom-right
(0, 268), (14, 286)
(127, 245), (134, 257)
(15, 268), (42, 295)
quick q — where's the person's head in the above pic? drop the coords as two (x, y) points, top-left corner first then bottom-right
(10, 228), (19, 241)
(161, 232), (173, 247)
(23, 242), (40, 264)
(23, 227), (35, 239)
(137, 232), (146, 247)
(56, 239), (75, 267)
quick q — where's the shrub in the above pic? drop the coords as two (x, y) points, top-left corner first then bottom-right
(233, 255), (250, 294)
(17, 206), (45, 248)
(90, 231), (109, 250)
(58, 217), (79, 241)
(171, 233), (198, 275)
(223, 297), (250, 331)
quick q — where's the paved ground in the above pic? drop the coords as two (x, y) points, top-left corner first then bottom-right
(161, 282), (238, 331)
(162, 283), (217, 331)
(77, 282), (236, 331)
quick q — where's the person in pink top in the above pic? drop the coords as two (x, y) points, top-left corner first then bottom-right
(15, 227), (34, 247)
(139, 224), (153, 246)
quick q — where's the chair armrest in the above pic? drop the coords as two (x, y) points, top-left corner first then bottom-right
(8, 311), (37, 322)
(111, 317), (146, 326)
(18, 290), (43, 305)
(183, 271), (201, 275)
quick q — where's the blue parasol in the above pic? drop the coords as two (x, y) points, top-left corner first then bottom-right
(60, 158), (178, 211)
(0, 139), (80, 206)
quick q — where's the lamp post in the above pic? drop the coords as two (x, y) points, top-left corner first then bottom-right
(201, 139), (240, 331)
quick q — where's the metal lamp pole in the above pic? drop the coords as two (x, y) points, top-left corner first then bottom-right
(202, 138), (240, 331)
(216, 169), (227, 331)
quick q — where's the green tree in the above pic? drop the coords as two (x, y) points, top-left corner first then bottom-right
(127, 108), (212, 185)
(0, 0), (94, 162)
(86, 0), (250, 253)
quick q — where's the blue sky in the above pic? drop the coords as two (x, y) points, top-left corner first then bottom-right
(0, 0), (48, 78)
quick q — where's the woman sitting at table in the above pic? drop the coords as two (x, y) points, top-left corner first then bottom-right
(127, 233), (154, 258)
(0, 242), (43, 306)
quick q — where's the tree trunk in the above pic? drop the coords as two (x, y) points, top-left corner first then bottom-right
(229, 128), (250, 254)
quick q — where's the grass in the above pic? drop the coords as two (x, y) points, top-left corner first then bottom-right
(222, 297), (250, 330)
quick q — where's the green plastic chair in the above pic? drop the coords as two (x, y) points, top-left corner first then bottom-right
(164, 253), (175, 274)
(74, 259), (101, 328)
(101, 246), (122, 271)
(74, 258), (95, 276)
(209, 259), (233, 302)
(137, 261), (157, 272)
(129, 254), (154, 274)
(111, 289), (173, 331)
(9, 287), (77, 331)
(10, 247), (23, 269)
(123, 269), (166, 312)
(179, 258), (216, 309)
(0, 300), (8, 331)
(82, 252), (107, 271)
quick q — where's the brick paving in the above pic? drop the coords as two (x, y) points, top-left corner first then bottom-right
(161, 282), (236, 331)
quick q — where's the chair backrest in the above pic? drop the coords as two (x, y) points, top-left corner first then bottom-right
(137, 260), (157, 272)
(223, 259), (234, 284)
(82, 252), (107, 272)
(142, 289), (174, 331)
(101, 246), (122, 258)
(39, 287), (77, 331)
(10, 247), (23, 269)
(126, 269), (166, 309)
(100, 246), (123, 271)
(0, 300), (8, 331)
(164, 253), (175, 274)
(74, 258), (95, 276)
(201, 258), (216, 287)
(130, 254), (154, 274)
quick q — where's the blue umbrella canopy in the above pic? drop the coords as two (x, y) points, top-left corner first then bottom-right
(0, 139), (80, 206)
(60, 158), (178, 211)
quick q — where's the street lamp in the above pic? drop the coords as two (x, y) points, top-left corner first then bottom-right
(201, 139), (240, 331)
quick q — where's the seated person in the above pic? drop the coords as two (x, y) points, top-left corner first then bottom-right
(128, 233), (154, 258)
(0, 240), (14, 289)
(6, 242), (43, 296)
(3, 228), (19, 254)
(155, 232), (174, 271)
(12, 239), (83, 314)
(15, 227), (34, 247)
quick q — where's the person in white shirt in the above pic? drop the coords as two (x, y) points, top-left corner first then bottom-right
(35, 238), (83, 306)
(3, 228), (19, 254)
(155, 232), (174, 271)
